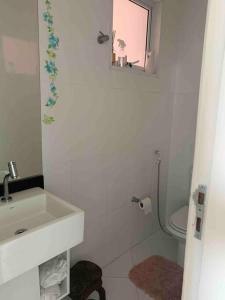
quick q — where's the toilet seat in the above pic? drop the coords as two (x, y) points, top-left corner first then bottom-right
(168, 205), (189, 239)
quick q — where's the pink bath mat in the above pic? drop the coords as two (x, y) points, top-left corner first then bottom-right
(129, 256), (183, 300)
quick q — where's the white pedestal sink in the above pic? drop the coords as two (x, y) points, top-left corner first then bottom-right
(0, 188), (84, 285)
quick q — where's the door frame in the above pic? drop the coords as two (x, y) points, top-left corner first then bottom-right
(182, 0), (225, 298)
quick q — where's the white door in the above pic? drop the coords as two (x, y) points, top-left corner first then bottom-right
(182, 0), (225, 299)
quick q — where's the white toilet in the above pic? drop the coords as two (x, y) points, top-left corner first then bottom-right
(167, 205), (189, 266)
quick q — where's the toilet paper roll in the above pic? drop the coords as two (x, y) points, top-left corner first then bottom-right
(139, 197), (152, 215)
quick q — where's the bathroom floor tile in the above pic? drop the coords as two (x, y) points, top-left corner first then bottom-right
(103, 277), (138, 300)
(103, 251), (133, 278)
(131, 231), (178, 265)
(71, 231), (177, 300)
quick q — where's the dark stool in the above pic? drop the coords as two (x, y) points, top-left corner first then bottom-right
(69, 260), (106, 300)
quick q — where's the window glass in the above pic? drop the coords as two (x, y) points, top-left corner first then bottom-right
(113, 0), (150, 68)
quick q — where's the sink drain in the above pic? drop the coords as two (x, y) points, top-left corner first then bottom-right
(15, 228), (28, 235)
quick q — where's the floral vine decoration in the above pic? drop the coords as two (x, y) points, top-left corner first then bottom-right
(42, 0), (60, 125)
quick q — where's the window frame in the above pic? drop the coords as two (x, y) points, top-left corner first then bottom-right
(111, 0), (161, 75)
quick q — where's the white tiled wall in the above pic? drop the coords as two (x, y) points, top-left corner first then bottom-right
(39, 0), (182, 267)
(166, 0), (208, 218)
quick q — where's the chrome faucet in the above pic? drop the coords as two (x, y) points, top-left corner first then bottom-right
(1, 161), (18, 202)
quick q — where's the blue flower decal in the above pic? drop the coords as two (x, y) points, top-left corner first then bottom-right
(43, 12), (53, 26)
(42, 0), (60, 124)
(46, 97), (57, 107)
(49, 33), (59, 49)
(45, 60), (58, 77)
(50, 82), (57, 96)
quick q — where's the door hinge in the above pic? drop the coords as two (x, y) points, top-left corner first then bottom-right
(193, 185), (207, 240)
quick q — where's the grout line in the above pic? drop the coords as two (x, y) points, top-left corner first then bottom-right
(135, 286), (140, 300)
(102, 228), (175, 278)
(130, 245), (136, 267)
(102, 230), (177, 300)
(102, 229), (162, 270)
(102, 250), (132, 270)
(103, 275), (129, 279)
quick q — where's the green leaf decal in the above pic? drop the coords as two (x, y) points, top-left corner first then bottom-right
(43, 114), (55, 125)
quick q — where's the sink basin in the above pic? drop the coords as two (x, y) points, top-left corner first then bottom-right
(0, 188), (84, 285)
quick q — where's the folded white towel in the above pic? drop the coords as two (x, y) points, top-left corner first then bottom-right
(40, 284), (61, 300)
(40, 255), (67, 289)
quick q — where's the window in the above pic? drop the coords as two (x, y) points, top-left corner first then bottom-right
(112, 0), (161, 73)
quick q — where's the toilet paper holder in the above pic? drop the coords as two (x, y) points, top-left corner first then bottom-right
(131, 196), (152, 215)
(131, 197), (141, 203)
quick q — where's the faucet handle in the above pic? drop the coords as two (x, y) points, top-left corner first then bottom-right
(8, 161), (18, 179)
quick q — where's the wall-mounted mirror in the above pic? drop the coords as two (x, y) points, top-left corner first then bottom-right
(0, 0), (42, 179)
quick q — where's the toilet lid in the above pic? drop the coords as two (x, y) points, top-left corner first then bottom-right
(170, 205), (189, 233)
